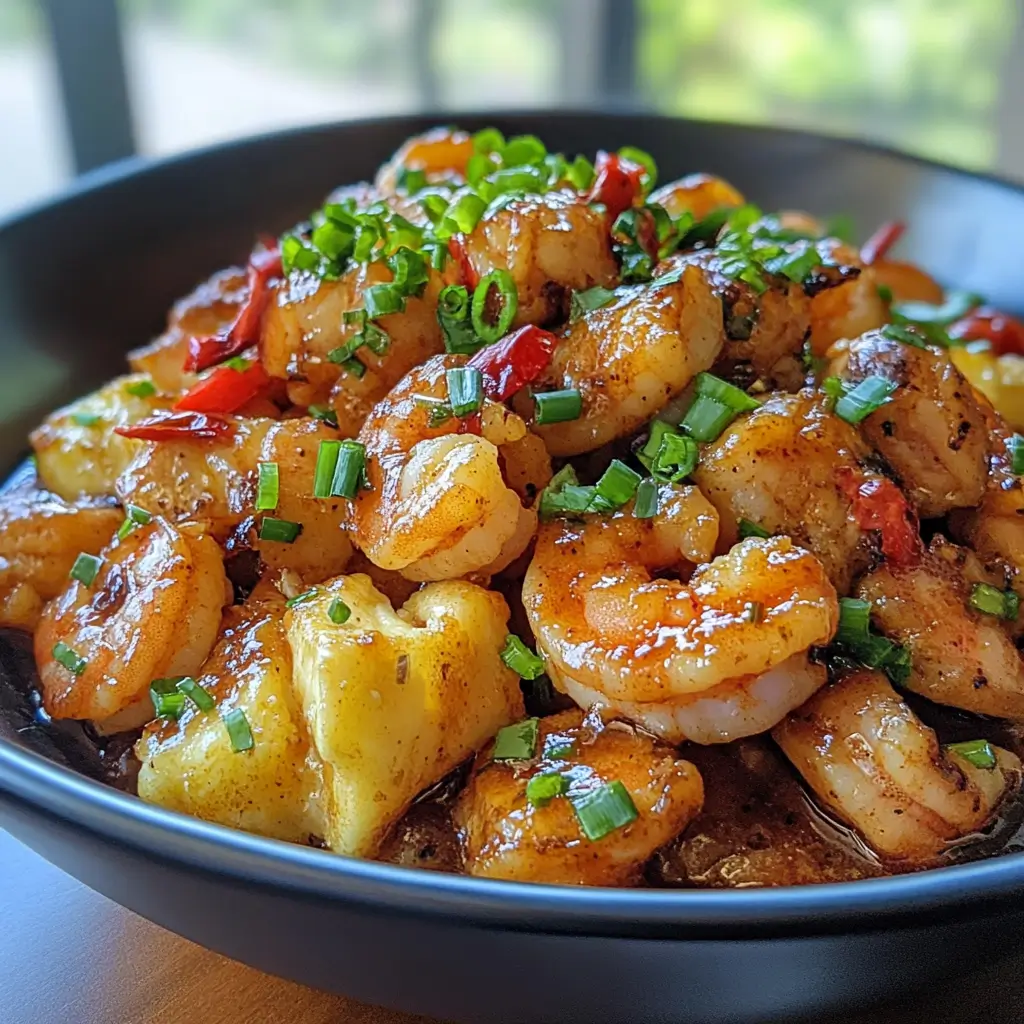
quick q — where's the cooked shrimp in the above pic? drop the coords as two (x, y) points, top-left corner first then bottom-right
(458, 190), (618, 327)
(774, 670), (1021, 864)
(116, 416), (354, 581)
(260, 259), (448, 432)
(454, 708), (704, 886)
(692, 391), (875, 593)
(857, 537), (1024, 719)
(523, 496), (839, 744)
(829, 329), (989, 516)
(31, 375), (174, 500)
(0, 484), (122, 631)
(128, 266), (248, 393)
(871, 260), (944, 304)
(949, 423), (1024, 579)
(523, 262), (724, 456)
(649, 173), (744, 222)
(349, 355), (549, 581)
(35, 517), (230, 731)
(807, 239), (888, 355)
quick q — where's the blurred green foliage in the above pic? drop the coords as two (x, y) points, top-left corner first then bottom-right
(0, 0), (39, 47)
(638, 0), (1018, 169)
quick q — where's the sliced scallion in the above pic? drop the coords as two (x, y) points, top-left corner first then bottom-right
(69, 552), (102, 586)
(969, 582), (1020, 621)
(738, 518), (771, 540)
(150, 678), (186, 720)
(834, 375), (897, 424)
(946, 738), (998, 770)
(446, 366), (484, 417)
(363, 283), (405, 319)
(117, 504), (152, 541)
(327, 597), (351, 624)
(592, 459), (642, 511)
(570, 781), (638, 841)
(534, 388), (582, 425)
(285, 589), (318, 609)
(312, 441), (342, 499)
(881, 323), (930, 349)
(437, 284), (480, 355)
(125, 378), (157, 398)
(500, 635), (545, 680)
(259, 517), (302, 543)
(633, 477), (659, 519)
(1008, 434), (1024, 475)
(71, 412), (101, 427)
(471, 269), (517, 344)
(176, 676), (215, 712)
(492, 717), (540, 760)
(330, 441), (366, 499)
(526, 771), (568, 808)
(569, 285), (617, 323)
(52, 641), (86, 676)
(308, 404), (339, 428)
(223, 707), (255, 753)
(255, 461), (280, 511)
(681, 373), (760, 443)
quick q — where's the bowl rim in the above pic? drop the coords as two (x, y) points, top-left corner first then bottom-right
(3, 109), (1024, 940)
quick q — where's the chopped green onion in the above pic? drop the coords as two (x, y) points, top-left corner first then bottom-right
(308, 404), (339, 428)
(833, 597), (911, 686)
(312, 441), (341, 499)
(71, 412), (101, 427)
(592, 459), (642, 511)
(285, 589), (318, 609)
(255, 462), (280, 511)
(500, 635), (546, 680)
(834, 375), (897, 424)
(501, 134), (547, 167)
(969, 582), (1020, 620)
(338, 357), (366, 379)
(876, 283), (894, 303)
(281, 234), (321, 275)
(681, 373), (760, 443)
(330, 440), (366, 499)
(437, 284), (481, 355)
(570, 780), (638, 841)
(526, 771), (568, 808)
(1008, 434), (1024, 475)
(52, 641), (86, 676)
(946, 738), (997, 770)
(538, 464), (596, 520)
(446, 366), (483, 417)
(223, 707), (255, 753)
(69, 552), (103, 586)
(543, 733), (575, 758)
(633, 477), (659, 518)
(892, 290), (980, 326)
(327, 597), (351, 624)
(564, 154), (595, 191)
(150, 678), (186, 720)
(222, 356), (251, 372)
(742, 600), (765, 624)
(125, 378), (157, 398)
(650, 430), (699, 482)
(738, 518), (771, 540)
(472, 127), (505, 155)
(396, 167), (428, 194)
(117, 504), (152, 540)
(259, 516), (302, 543)
(881, 323), (930, 349)
(438, 190), (487, 239)
(471, 269), (518, 344)
(363, 283), (405, 319)
(416, 395), (454, 427)
(387, 247), (429, 296)
(176, 676), (216, 712)
(492, 717), (539, 760)
(569, 285), (617, 323)
(534, 389), (582, 425)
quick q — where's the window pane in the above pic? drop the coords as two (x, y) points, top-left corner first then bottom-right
(0, 0), (70, 217)
(637, 0), (1018, 174)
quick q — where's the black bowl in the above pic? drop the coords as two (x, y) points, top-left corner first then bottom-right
(2, 112), (1024, 1024)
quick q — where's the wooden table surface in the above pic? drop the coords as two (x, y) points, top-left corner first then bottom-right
(2, 826), (1023, 1024)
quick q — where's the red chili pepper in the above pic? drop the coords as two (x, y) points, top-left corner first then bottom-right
(586, 151), (644, 225)
(116, 411), (235, 442)
(458, 412), (483, 436)
(949, 306), (1024, 357)
(838, 468), (922, 567)
(448, 235), (478, 290)
(175, 359), (270, 414)
(185, 246), (283, 372)
(859, 220), (906, 266)
(468, 325), (558, 402)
